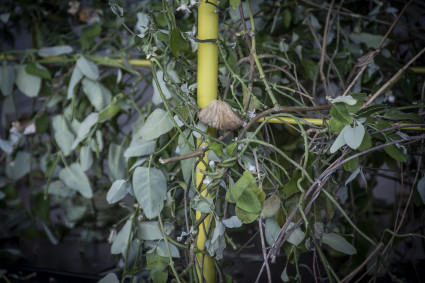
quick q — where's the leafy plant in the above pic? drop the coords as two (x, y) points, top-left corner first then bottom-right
(0, 0), (424, 282)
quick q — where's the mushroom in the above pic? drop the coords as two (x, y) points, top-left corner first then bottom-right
(198, 100), (243, 131)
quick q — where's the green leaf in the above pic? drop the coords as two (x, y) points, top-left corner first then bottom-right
(48, 180), (74, 197)
(152, 70), (180, 105)
(0, 65), (15, 96)
(80, 145), (93, 171)
(98, 273), (119, 283)
(301, 58), (316, 81)
(98, 104), (120, 122)
(76, 56), (99, 80)
(31, 192), (50, 223)
(110, 3), (124, 17)
(67, 66), (83, 99)
(170, 27), (190, 57)
(15, 65), (41, 97)
(283, 171), (303, 196)
(38, 45), (73, 57)
(383, 108), (422, 123)
(374, 120), (401, 141)
(111, 219), (132, 254)
(155, 240), (180, 258)
(66, 205), (86, 222)
(235, 206), (259, 224)
(349, 32), (389, 49)
(327, 95), (357, 105)
(329, 117), (345, 133)
(417, 177), (425, 204)
(0, 139), (12, 154)
(192, 195), (214, 213)
(205, 222), (226, 259)
(146, 252), (168, 283)
(322, 233), (357, 255)
(132, 167), (167, 219)
(138, 109), (174, 140)
(281, 267), (289, 282)
(329, 125), (349, 154)
(343, 155), (359, 172)
(108, 143), (127, 181)
(236, 189), (262, 213)
(138, 221), (163, 240)
(107, 179), (130, 204)
(283, 9), (291, 28)
(287, 222), (305, 246)
(52, 115), (75, 156)
(357, 104), (386, 118)
(35, 113), (49, 134)
(0, 139), (13, 155)
(72, 113), (98, 149)
(345, 93), (366, 113)
(26, 63), (51, 80)
(41, 222), (58, 245)
(124, 140), (156, 159)
(156, 32), (169, 42)
(134, 35), (145, 49)
(261, 194), (281, 218)
(222, 216), (242, 228)
(345, 167), (361, 186)
(135, 12), (149, 36)
(229, 0), (240, 9)
(225, 142), (238, 156)
(59, 163), (93, 198)
(6, 151), (31, 180)
(81, 78), (112, 111)
(230, 172), (265, 223)
(330, 103), (353, 125)
(343, 123), (365, 150)
(264, 217), (281, 246)
(210, 142), (224, 157)
(357, 130), (372, 151)
(242, 87), (262, 111)
(384, 144), (407, 162)
(79, 23), (102, 51)
(179, 130), (195, 184)
(226, 171), (256, 203)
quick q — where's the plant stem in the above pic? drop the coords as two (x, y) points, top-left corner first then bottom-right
(246, 0), (278, 107)
(158, 207), (182, 283)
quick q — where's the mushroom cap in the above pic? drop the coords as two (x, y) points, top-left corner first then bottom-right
(198, 100), (243, 131)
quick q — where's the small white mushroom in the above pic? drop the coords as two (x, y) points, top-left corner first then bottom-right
(198, 100), (243, 131)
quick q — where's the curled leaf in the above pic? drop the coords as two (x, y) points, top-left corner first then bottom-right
(198, 100), (243, 131)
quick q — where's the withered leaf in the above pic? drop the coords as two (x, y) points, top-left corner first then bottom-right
(198, 100), (243, 131)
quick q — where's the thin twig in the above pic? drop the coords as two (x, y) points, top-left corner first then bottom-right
(319, 0), (335, 82)
(158, 207), (182, 283)
(160, 146), (208, 164)
(342, 0), (413, 97)
(362, 46), (425, 108)
(340, 243), (384, 283)
(258, 218), (272, 283)
(238, 1), (256, 112)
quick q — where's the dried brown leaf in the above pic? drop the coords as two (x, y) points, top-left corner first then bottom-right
(354, 49), (380, 67)
(198, 100), (243, 131)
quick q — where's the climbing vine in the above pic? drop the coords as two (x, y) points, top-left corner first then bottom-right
(0, 0), (424, 282)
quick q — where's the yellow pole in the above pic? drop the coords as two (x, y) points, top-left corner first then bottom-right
(196, 0), (218, 282)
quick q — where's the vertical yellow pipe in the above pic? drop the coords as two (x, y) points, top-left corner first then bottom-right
(197, 0), (218, 109)
(196, 0), (218, 282)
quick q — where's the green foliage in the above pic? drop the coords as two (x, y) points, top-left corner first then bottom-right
(146, 252), (169, 283)
(322, 233), (357, 255)
(0, 0), (424, 282)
